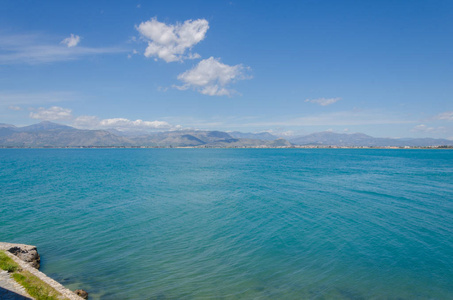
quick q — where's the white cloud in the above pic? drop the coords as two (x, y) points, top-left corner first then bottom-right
(136, 17), (209, 62)
(72, 115), (99, 127)
(127, 49), (139, 59)
(0, 33), (125, 64)
(264, 129), (297, 137)
(99, 118), (172, 129)
(74, 116), (178, 131)
(29, 106), (73, 121)
(305, 97), (341, 106)
(435, 111), (453, 121)
(8, 105), (22, 111)
(279, 130), (297, 137)
(412, 124), (432, 132)
(411, 124), (446, 133)
(176, 57), (250, 96)
(61, 34), (81, 47)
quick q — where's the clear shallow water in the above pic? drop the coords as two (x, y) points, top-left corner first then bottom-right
(1, 149), (452, 299)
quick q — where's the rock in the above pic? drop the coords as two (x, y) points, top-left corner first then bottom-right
(8, 246), (40, 269)
(0, 242), (40, 269)
(9, 247), (40, 269)
(75, 289), (89, 299)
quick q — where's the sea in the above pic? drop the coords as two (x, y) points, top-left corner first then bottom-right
(1, 149), (452, 299)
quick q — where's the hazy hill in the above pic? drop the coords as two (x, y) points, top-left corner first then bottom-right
(0, 122), (133, 147)
(228, 131), (278, 141)
(17, 121), (76, 132)
(0, 123), (17, 129)
(1, 122), (451, 147)
(0, 122), (291, 148)
(289, 131), (453, 147)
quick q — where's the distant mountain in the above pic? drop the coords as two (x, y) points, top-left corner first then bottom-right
(0, 122), (133, 147)
(129, 130), (288, 148)
(1, 122), (451, 148)
(228, 131), (278, 141)
(0, 123), (17, 129)
(17, 121), (76, 132)
(399, 138), (453, 147)
(289, 131), (453, 147)
(290, 132), (376, 146)
(105, 128), (156, 137)
(200, 137), (291, 148)
(0, 122), (291, 148)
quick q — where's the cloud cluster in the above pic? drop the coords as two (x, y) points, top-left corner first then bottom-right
(61, 34), (81, 47)
(135, 17), (251, 96)
(30, 106), (73, 121)
(176, 57), (249, 96)
(8, 105), (22, 111)
(435, 111), (453, 121)
(137, 18), (208, 62)
(99, 118), (173, 129)
(412, 124), (446, 133)
(25, 105), (179, 132)
(305, 97), (341, 106)
(74, 116), (177, 131)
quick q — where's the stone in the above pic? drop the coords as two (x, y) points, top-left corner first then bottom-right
(7, 246), (40, 269)
(75, 289), (89, 299)
(0, 243), (40, 269)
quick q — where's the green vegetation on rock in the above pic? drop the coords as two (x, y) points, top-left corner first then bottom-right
(13, 271), (61, 300)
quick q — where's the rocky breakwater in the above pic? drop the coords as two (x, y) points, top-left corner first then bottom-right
(0, 242), (40, 269)
(0, 242), (88, 299)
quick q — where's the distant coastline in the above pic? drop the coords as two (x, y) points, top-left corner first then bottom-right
(1, 145), (452, 149)
(1, 121), (452, 148)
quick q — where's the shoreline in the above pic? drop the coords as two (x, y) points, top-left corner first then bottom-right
(0, 145), (452, 149)
(0, 242), (85, 300)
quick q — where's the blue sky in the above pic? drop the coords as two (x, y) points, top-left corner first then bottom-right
(1, 0), (452, 138)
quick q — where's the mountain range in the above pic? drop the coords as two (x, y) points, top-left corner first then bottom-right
(287, 132), (453, 147)
(0, 121), (451, 147)
(0, 122), (290, 148)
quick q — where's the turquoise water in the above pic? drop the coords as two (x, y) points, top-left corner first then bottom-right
(1, 149), (452, 299)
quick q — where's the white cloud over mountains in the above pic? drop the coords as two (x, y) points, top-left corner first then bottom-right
(99, 118), (173, 129)
(176, 57), (250, 96)
(305, 97), (341, 106)
(74, 116), (177, 131)
(61, 34), (80, 47)
(137, 18), (209, 62)
(30, 106), (73, 120)
(27, 106), (178, 131)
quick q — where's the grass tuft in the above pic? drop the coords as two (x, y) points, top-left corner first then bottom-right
(0, 250), (20, 272)
(13, 271), (61, 300)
